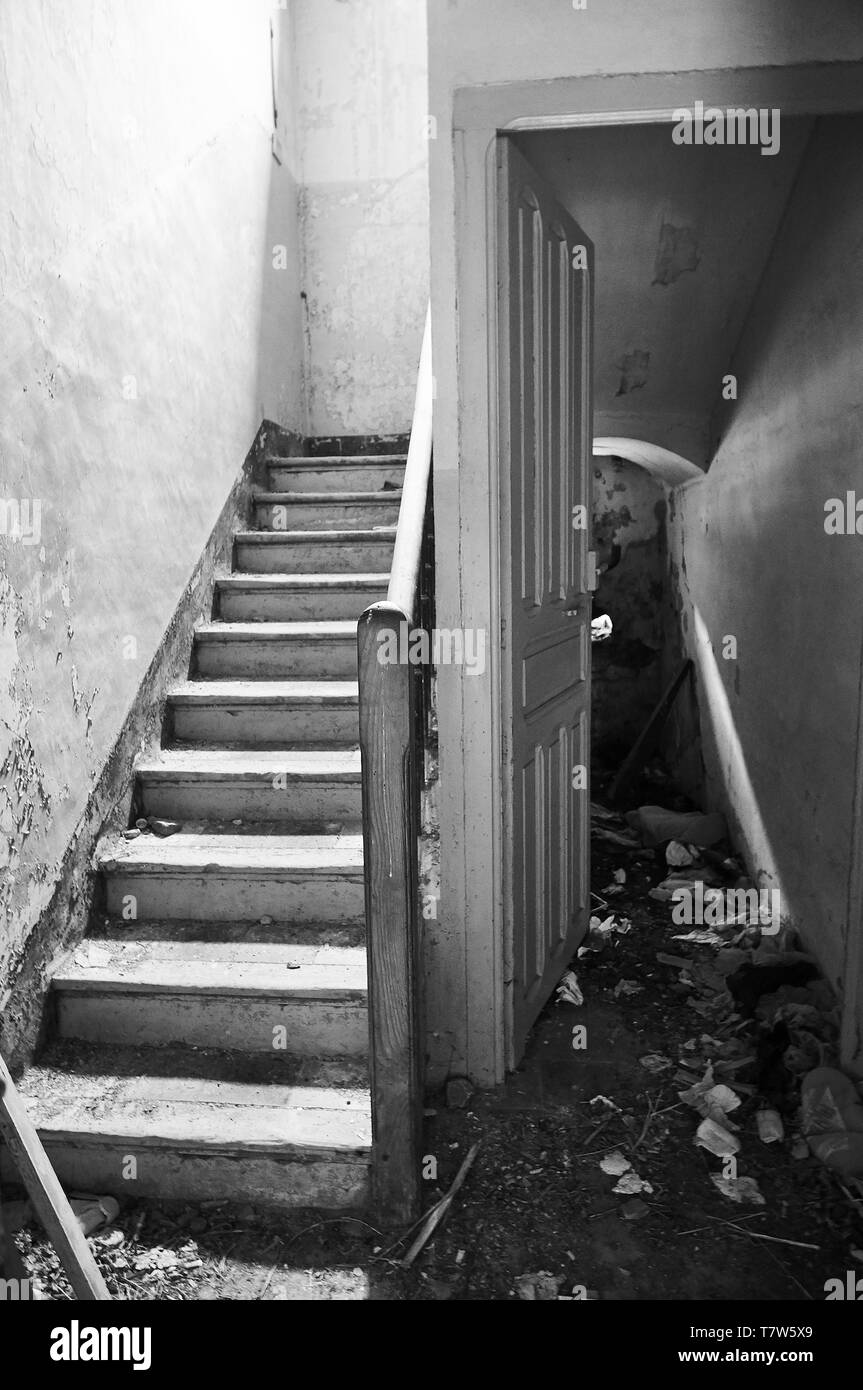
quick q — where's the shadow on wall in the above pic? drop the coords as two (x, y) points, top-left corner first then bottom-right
(591, 455), (667, 769)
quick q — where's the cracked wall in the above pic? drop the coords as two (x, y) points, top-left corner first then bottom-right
(0, 1), (303, 1015)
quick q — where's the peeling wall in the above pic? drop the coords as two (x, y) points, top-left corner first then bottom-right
(666, 116), (863, 1024)
(591, 458), (666, 765)
(0, 1), (303, 1011)
(291, 0), (429, 436)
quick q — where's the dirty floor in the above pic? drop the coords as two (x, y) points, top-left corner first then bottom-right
(8, 809), (863, 1302)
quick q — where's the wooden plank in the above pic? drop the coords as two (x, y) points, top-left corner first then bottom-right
(0, 1053), (111, 1300)
(357, 602), (423, 1222)
(607, 658), (693, 804)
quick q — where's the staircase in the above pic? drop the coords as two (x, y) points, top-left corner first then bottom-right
(12, 441), (407, 1210)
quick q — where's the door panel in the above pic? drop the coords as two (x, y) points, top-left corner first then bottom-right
(498, 137), (594, 1066)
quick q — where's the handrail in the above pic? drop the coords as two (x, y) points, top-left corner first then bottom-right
(357, 303), (433, 1222)
(388, 304), (433, 613)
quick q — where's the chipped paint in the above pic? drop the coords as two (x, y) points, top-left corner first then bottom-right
(652, 221), (701, 285)
(615, 349), (650, 397)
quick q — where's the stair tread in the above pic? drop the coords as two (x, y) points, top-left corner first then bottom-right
(267, 455), (406, 466)
(55, 939), (367, 997)
(195, 621), (357, 638)
(18, 1072), (371, 1154)
(235, 528), (396, 543)
(136, 749), (361, 777)
(255, 491), (401, 504)
(216, 574), (389, 588)
(168, 680), (358, 703)
(97, 831), (364, 872)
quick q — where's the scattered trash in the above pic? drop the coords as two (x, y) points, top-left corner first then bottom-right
(598, 1151), (628, 1176)
(147, 817), (182, 838)
(695, 1117), (741, 1158)
(514, 1270), (565, 1300)
(656, 952), (692, 970)
(727, 960), (819, 1018)
(666, 840), (698, 867)
(672, 929), (729, 946)
(589, 1095), (621, 1112)
(639, 1054), (673, 1074)
(73, 945), (112, 969)
(710, 1174), (765, 1205)
(625, 805), (727, 848)
(613, 868), (627, 884)
(555, 970), (584, 1007)
(613, 1171), (654, 1195)
(593, 826), (642, 849)
(756, 1108), (785, 1144)
(589, 913), (634, 943)
(401, 1142), (481, 1269)
(800, 1067), (863, 1178)
(445, 1076), (473, 1110)
(134, 818), (149, 830)
(122, 828), (141, 840)
(600, 1152), (653, 1193)
(69, 1194), (120, 1237)
(613, 978), (643, 998)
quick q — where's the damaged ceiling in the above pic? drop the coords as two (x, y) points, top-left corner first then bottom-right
(518, 118), (813, 465)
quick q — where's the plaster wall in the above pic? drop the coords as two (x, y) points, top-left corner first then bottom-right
(667, 115), (863, 1017)
(0, 0), (303, 994)
(291, 0), (429, 436)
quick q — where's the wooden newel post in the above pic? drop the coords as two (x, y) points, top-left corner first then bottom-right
(358, 602), (423, 1223)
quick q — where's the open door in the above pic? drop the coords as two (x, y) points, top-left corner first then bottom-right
(497, 136), (594, 1067)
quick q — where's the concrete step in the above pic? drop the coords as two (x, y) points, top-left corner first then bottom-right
(96, 831), (365, 924)
(167, 679), (359, 745)
(215, 574), (389, 622)
(8, 1044), (370, 1208)
(135, 748), (362, 823)
(235, 529), (395, 575)
(267, 455), (405, 492)
(53, 937), (368, 1056)
(193, 621), (359, 678)
(253, 492), (401, 531)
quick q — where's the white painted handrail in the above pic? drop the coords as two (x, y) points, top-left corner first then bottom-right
(387, 303), (433, 617)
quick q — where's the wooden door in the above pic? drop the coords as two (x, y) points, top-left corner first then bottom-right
(497, 136), (594, 1066)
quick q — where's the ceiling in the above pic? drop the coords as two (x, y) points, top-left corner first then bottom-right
(518, 118), (813, 466)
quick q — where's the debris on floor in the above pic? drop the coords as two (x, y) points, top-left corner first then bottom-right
(555, 970), (584, 1007)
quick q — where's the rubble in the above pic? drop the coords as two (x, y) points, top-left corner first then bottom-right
(625, 805), (727, 848)
(555, 970), (584, 1006)
(800, 1067), (863, 1177)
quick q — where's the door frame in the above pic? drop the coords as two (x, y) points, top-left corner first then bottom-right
(436, 61), (863, 1086)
